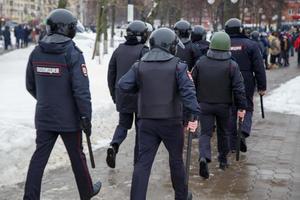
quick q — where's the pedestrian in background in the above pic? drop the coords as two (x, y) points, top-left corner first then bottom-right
(269, 32), (281, 69)
(294, 33), (300, 66)
(3, 25), (11, 50)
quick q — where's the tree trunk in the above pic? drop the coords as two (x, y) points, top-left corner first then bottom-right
(110, 2), (116, 48)
(58, 0), (68, 8)
(103, 0), (108, 55)
(276, 0), (284, 31)
(92, 0), (103, 61)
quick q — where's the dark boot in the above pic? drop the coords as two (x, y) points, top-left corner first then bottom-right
(106, 144), (118, 168)
(199, 157), (209, 179)
(219, 162), (229, 170)
(90, 181), (102, 198)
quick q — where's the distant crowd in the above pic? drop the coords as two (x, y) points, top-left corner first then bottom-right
(248, 29), (300, 68)
(0, 24), (46, 51)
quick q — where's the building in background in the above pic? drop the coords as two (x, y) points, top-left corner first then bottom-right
(283, 0), (300, 22)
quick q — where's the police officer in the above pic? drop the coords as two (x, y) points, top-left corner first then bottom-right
(174, 20), (195, 71)
(191, 25), (210, 61)
(225, 18), (267, 153)
(250, 31), (267, 61)
(118, 27), (200, 200)
(24, 9), (101, 200)
(106, 20), (149, 168)
(192, 32), (247, 179)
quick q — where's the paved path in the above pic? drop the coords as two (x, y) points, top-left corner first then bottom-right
(1, 57), (300, 200)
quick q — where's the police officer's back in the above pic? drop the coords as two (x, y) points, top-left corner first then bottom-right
(225, 18), (267, 153)
(191, 25), (210, 61)
(106, 20), (149, 169)
(118, 28), (200, 200)
(193, 32), (247, 178)
(174, 20), (195, 71)
(24, 9), (101, 200)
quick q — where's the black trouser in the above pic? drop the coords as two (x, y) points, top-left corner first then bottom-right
(23, 130), (93, 200)
(198, 103), (230, 163)
(131, 119), (187, 200)
(110, 112), (139, 164)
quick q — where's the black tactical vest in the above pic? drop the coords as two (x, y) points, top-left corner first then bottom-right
(176, 41), (194, 71)
(115, 43), (145, 87)
(195, 56), (233, 104)
(137, 57), (182, 119)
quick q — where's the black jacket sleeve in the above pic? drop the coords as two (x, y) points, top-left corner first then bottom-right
(250, 42), (267, 91)
(118, 62), (139, 93)
(107, 49), (118, 103)
(230, 61), (247, 110)
(26, 52), (36, 99)
(176, 62), (200, 117)
(71, 52), (92, 120)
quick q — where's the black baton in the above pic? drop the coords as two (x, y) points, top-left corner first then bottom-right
(86, 135), (95, 168)
(260, 95), (265, 119)
(236, 117), (243, 161)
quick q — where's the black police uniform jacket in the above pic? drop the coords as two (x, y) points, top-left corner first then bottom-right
(192, 49), (247, 110)
(229, 33), (267, 111)
(107, 40), (148, 113)
(117, 48), (200, 119)
(192, 40), (210, 62)
(176, 40), (195, 71)
(26, 34), (91, 132)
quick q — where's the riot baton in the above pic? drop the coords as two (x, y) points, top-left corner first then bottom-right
(260, 95), (265, 119)
(185, 116), (196, 200)
(236, 117), (243, 161)
(81, 117), (96, 168)
(86, 135), (96, 168)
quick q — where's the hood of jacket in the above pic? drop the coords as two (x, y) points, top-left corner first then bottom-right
(39, 34), (73, 54)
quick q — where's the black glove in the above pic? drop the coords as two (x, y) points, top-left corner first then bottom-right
(80, 116), (92, 137)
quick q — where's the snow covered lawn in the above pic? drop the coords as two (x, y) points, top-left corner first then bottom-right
(265, 76), (300, 116)
(0, 33), (121, 186)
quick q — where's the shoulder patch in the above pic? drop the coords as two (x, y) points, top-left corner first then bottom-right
(81, 64), (88, 77)
(231, 46), (243, 51)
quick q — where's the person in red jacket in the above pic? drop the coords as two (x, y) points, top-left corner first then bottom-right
(294, 34), (300, 66)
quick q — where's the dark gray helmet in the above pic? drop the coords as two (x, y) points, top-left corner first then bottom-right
(225, 18), (243, 35)
(149, 27), (184, 55)
(191, 25), (206, 42)
(126, 20), (148, 43)
(250, 31), (260, 40)
(174, 20), (192, 38)
(46, 9), (77, 38)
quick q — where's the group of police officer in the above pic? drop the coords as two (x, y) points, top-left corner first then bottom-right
(23, 8), (266, 200)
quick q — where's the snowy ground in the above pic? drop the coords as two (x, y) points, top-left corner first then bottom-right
(264, 75), (300, 116)
(0, 32), (123, 186)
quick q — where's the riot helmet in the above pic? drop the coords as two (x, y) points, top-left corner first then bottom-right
(174, 20), (192, 39)
(126, 20), (148, 43)
(250, 31), (260, 41)
(149, 27), (184, 55)
(46, 9), (78, 38)
(191, 25), (206, 42)
(209, 31), (231, 51)
(225, 18), (243, 35)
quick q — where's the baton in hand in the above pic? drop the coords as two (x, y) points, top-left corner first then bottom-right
(81, 117), (96, 168)
(236, 117), (243, 161)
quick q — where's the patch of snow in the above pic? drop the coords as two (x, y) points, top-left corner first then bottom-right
(264, 76), (300, 116)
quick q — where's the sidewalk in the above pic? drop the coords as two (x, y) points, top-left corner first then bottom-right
(1, 57), (300, 200)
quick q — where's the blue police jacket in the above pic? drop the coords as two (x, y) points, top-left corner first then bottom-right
(26, 34), (91, 132)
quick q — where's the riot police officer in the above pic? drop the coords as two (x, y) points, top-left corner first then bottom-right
(191, 25), (210, 61)
(24, 9), (101, 200)
(118, 27), (200, 200)
(106, 20), (149, 168)
(174, 20), (195, 71)
(192, 32), (247, 179)
(250, 31), (267, 60)
(225, 18), (267, 153)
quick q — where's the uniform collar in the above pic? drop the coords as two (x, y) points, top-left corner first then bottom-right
(141, 48), (174, 62)
(206, 49), (231, 60)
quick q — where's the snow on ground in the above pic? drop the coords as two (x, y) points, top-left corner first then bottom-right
(264, 76), (300, 116)
(0, 33), (124, 186)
